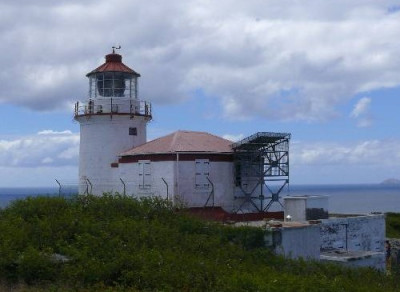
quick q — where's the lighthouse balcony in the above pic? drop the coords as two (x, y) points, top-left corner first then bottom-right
(74, 98), (151, 119)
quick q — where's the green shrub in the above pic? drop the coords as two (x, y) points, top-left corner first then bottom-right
(0, 195), (398, 291)
(386, 212), (400, 238)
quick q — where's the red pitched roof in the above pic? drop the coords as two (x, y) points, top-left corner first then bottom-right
(86, 53), (140, 76)
(121, 131), (233, 156)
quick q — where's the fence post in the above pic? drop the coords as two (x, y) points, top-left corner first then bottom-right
(86, 179), (93, 194)
(120, 178), (126, 196)
(162, 178), (169, 200)
(55, 179), (61, 197)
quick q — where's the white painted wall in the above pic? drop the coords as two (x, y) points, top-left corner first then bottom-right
(274, 225), (321, 260)
(118, 161), (174, 200)
(177, 160), (235, 210)
(76, 114), (148, 194)
(117, 159), (236, 210)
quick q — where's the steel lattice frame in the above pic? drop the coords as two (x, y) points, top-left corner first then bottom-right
(232, 132), (291, 212)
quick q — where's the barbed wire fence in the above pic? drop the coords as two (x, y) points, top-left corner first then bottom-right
(55, 178), (172, 201)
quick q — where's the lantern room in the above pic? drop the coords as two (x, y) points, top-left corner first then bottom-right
(74, 48), (151, 119)
(86, 51), (141, 99)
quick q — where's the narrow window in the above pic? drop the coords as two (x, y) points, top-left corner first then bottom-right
(138, 160), (151, 189)
(195, 159), (210, 189)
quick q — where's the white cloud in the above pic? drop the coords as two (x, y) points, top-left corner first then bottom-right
(291, 139), (400, 166)
(350, 97), (373, 127)
(0, 1), (399, 121)
(0, 130), (79, 167)
(38, 130), (73, 135)
(222, 133), (244, 142)
(351, 97), (371, 118)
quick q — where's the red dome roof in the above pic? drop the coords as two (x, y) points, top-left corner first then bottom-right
(86, 53), (140, 77)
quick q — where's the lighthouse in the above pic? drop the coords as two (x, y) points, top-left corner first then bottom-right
(74, 48), (152, 194)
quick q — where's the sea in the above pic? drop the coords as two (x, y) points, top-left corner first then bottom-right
(0, 184), (399, 214)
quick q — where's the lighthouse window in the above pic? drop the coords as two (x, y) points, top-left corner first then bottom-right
(113, 72), (126, 97)
(138, 160), (151, 189)
(96, 72), (127, 97)
(129, 127), (137, 136)
(195, 159), (210, 189)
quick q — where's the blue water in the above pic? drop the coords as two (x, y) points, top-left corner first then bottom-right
(285, 184), (400, 214)
(0, 184), (399, 214)
(0, 187), (77, 208)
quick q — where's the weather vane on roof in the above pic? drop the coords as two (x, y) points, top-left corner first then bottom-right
(112, 45), (121, 53)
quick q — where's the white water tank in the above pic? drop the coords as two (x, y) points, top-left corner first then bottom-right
(284, 195), (329, 222)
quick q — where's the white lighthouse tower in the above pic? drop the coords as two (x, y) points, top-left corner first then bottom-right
(74, 48), (152, 194)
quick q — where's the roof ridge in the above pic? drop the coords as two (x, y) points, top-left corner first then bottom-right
(121, 130), (234, 156)
(170, 131), (180, 151)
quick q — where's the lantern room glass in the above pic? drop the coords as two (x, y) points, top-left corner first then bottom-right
(89, 72), (138, 99)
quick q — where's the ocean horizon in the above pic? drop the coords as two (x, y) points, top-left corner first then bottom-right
(1, 183), (399, 214)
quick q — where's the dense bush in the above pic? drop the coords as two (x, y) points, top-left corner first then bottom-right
(0, 195), (398, 291)
(386, 212), (400, 238)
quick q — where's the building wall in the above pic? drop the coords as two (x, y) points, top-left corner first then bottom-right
(76, 114), (147, 195)
(272, 225), (321, 260)
(320, 214), (385, 252)
(117, 159), (236, 210)
(117, 161), (174, 199)
(177, 160), (235, 210)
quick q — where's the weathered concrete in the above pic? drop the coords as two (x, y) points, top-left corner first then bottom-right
(266, 221), (321, 260)
(320, 250), (385, 271)
(319, 214), (385, 252)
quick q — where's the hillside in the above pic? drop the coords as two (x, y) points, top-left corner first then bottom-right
(381, 178), (400, 185)
(0, 195), (398, 291)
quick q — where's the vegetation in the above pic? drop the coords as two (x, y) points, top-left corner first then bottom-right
(0, 194), (398, 291)
(386, 212), (400, 238)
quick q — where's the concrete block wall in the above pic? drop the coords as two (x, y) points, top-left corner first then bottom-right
(274, 225), (321, 260)
(320, 214), (385, 252)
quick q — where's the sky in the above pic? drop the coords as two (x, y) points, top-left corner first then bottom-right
(0, 0), (400, 187)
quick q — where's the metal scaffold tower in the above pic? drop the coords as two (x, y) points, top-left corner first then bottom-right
(232, 132), (291, 212)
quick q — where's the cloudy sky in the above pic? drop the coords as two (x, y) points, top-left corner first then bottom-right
(0, 0), (399, 187)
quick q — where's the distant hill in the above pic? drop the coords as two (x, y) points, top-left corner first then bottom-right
(381, 178), (400, 185)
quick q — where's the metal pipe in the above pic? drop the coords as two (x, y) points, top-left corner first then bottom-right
(161, 178), (169, 200)
(85, 180), (89, 195)
(176, 153), (180, 202)
(120, 178), (126, 196)
(110, 98), (113, 119)
(204, 177), (215, 207)
(86, 179), (93, 194)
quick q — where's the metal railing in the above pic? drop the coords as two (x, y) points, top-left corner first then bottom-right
(74, 98), (151, 117)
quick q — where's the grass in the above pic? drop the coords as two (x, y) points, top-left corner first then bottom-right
(386, 212), (400, 238)
(0, 194), (398, 291)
